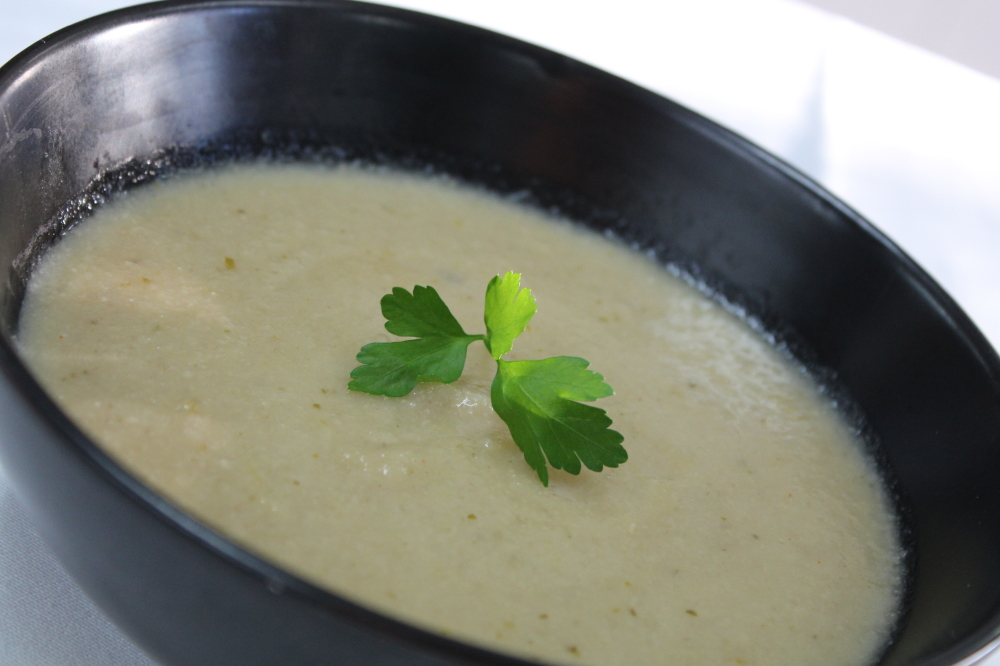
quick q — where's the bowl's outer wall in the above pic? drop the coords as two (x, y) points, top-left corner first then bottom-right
(1, 2), (1000, 665)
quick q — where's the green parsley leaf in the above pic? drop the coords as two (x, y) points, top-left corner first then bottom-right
(381, 285), (469, 339)
(348, 286), (483, 397)
(484, 271), (536, 360)
(491, 356), (626, 486)
(348, 273), (627, 485)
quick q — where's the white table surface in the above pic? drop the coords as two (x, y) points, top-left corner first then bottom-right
(2, 1), (1000, 664)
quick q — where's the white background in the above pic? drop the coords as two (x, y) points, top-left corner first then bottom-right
(799, 0), (1000, 80)
(2, 1), (999, 664)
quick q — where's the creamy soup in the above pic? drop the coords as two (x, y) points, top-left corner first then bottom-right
(17, 164), (902, 666)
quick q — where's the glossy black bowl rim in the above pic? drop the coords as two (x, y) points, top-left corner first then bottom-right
(2, 2), (1000, 665)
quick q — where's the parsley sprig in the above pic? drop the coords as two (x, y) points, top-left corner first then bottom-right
(349, 272), (627, 486)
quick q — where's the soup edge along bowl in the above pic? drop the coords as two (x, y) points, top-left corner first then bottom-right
(1, 1), (1000, 665)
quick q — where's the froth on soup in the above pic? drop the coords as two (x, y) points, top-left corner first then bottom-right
(16, 164), (903, 666)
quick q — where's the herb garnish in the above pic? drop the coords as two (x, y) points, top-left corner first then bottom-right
(349, 272), (627, 486)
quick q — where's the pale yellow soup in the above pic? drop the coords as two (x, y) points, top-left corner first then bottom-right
(17, 164), (902, 666)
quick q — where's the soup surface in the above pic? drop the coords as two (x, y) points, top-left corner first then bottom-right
(17, 164), (902, 666)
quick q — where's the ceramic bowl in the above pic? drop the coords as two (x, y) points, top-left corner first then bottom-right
(1, 2), (999, 664)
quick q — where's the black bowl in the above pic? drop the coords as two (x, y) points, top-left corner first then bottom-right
(2, 2), (1000, 665)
